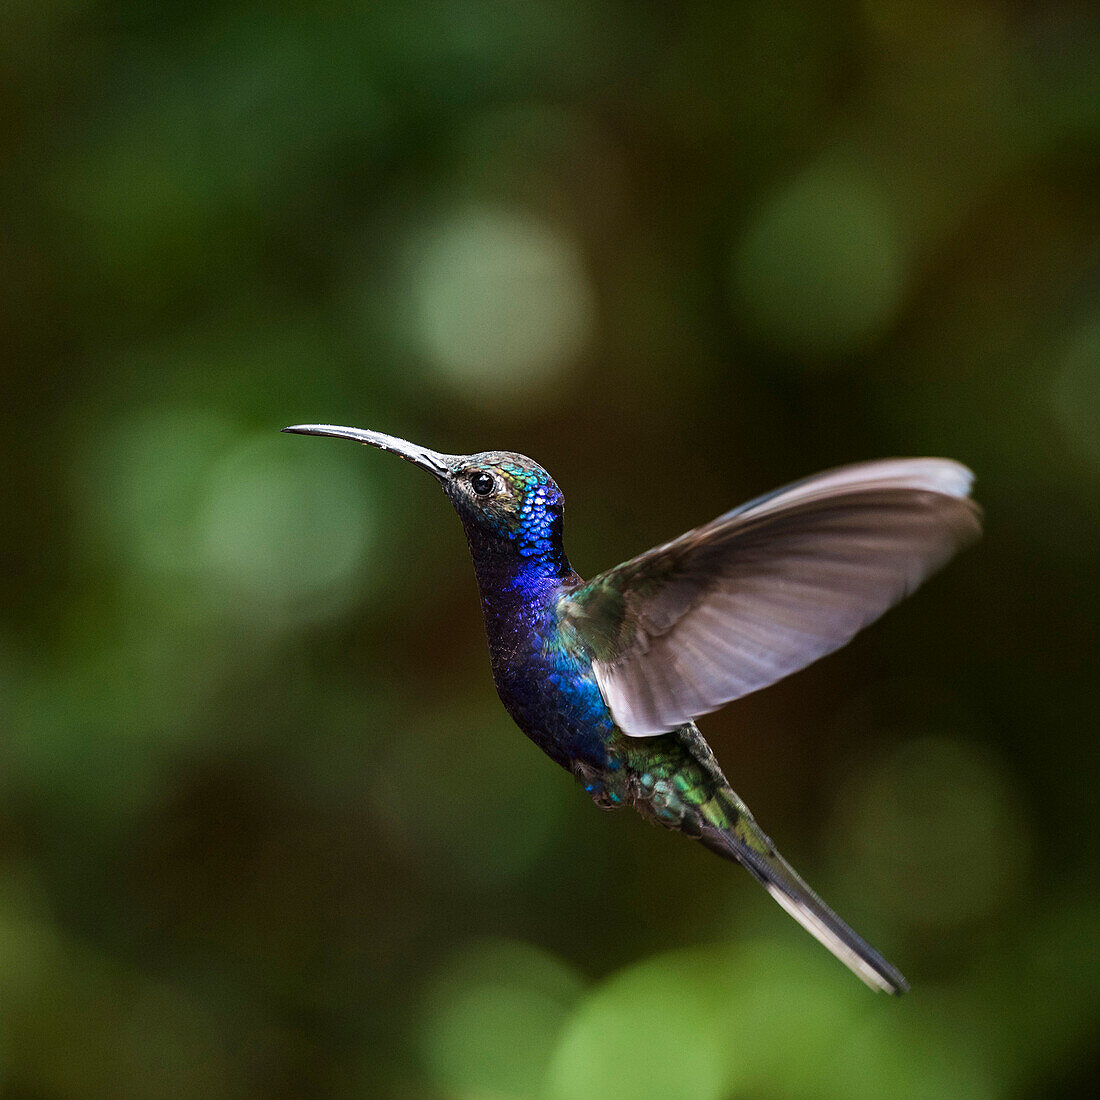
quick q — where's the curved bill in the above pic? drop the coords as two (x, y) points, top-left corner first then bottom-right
(282, 424), (459, 479)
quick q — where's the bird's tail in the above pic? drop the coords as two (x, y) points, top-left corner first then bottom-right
(697, 784), (909, 995)
(623, 725), (908, 994)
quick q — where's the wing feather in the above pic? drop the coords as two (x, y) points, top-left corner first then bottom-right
(563, 459), (981, 736)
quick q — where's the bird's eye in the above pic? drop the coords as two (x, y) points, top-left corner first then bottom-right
(470, 471), (496, 496)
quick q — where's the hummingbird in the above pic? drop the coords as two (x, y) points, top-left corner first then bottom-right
(283, 424), (981, 994)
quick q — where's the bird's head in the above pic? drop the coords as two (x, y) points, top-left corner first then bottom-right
(282, 425), (566, 563)
(444, 451), (565, 555)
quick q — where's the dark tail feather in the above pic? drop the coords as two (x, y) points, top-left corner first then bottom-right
(699, 809), (909, 995)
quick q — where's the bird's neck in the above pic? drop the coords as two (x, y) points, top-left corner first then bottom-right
(461, 525), (578, 659)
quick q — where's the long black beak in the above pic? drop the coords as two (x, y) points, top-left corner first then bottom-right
(282, 424), (459, 480)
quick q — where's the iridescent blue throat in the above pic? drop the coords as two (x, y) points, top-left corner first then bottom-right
(461, 476), (575, 653)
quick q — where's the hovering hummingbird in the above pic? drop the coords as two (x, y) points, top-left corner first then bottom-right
(283, 424), (981, 994)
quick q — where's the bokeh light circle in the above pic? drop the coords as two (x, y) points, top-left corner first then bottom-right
(732, 156), (908, 357)
(840, 735), (1026, 928)
(415, 938), (585, 1100)
(198, 433), (374, 618)
(404, 205), (595, 406)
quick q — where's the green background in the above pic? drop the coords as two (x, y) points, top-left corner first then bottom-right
(3, 1), (1098, 1096)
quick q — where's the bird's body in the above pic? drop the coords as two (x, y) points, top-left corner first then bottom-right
(450, 459), (710, 831)
(464, 513), (717, 825)
(284, 425), (982, 995)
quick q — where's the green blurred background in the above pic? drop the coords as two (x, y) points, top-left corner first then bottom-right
(3, 1), (1098, 1096)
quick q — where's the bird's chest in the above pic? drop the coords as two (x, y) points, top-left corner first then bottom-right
(472, 562), (620, 770)
(487, 611), (617, 772)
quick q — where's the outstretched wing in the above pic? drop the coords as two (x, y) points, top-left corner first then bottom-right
(562, 459), (981, 736)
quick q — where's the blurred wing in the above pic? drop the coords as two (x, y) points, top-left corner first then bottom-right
(563, 459), (981, 736)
